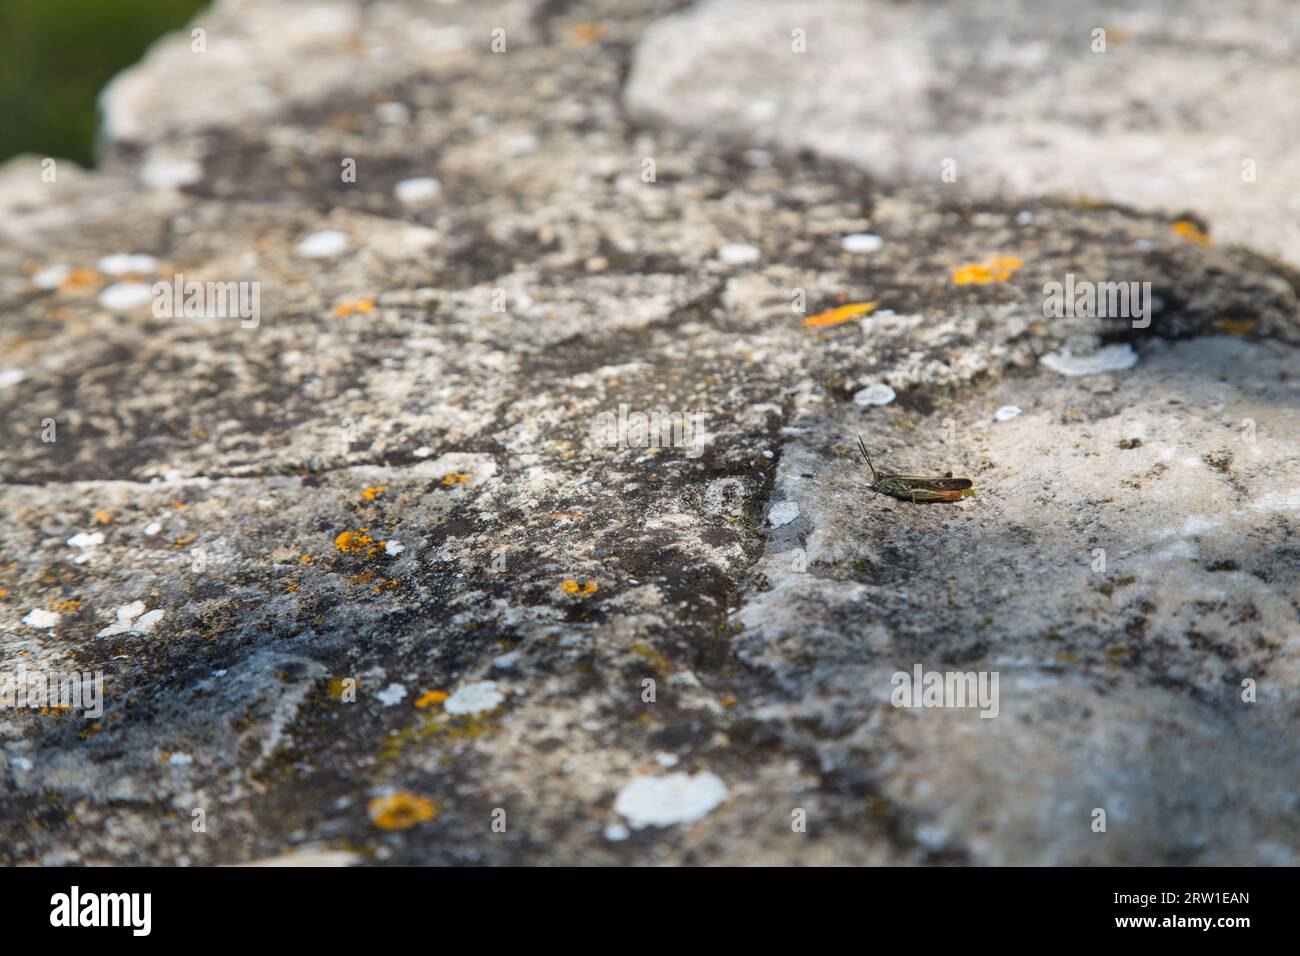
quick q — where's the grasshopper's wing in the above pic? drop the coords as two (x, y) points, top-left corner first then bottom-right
(906, 486), (970, 503)
(895, 476), (973, 491)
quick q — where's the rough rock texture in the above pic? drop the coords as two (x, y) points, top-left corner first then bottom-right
(626, 0), (1300, 267)
(2, 0), (1298, 865)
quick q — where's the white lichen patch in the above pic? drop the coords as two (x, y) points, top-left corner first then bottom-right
(613, 771), (728, 829)
(376, 683), (407, 706)
(22, 609), (60, 629)
(768, 500), (800, 527)
(98, 602), (163, 637)
(444, 680), (505, 715)
(66, 532), (105, 549)
(1041, 344), (1138, 377)
(384, 540), (405, 556)
(995, 405), (1023, 422)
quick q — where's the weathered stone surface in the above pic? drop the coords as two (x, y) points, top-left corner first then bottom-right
(626, 0), (1300, 267)
(2, 0), (1298, 865)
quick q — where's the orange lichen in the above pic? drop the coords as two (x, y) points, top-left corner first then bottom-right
(94, 510), (111, 524)
(334, 299), (375, 316)
(415, 689), (448, 709)
(953, 256), (1022, 285)
(361, 485), (384, 501)
(59, 268), (100, 291)
(335, 529), (374, 553)
(803, 301), (877, 329)
(571, 23), (605, 46)
(1212, 317), (1257, 337)
(441, 472), (471, 487)
(285, 583), (300, 592)
(1172, 220), (1211, 245)
(368, 792), (437, 830)
(374, 578), (399, 593)
(562, 579), (599, 595)
(57, 600), (80, 612)
(298, 554), (313, 564)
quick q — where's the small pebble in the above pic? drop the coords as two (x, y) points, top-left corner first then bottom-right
(139, 156), (203, 189)
(67, 532), (105, 548)
(854, 383), (896, 406)
(375, 102), (411, 125)
(393, 177), (442, 204)
(840, 233), (883, 253)
(503, 133), (539, 156)
(98, 253), (159, 275)
(31, 264), (70, 289)
(97, 282), (154, 311)
(717, 243), (760, 265)
(294, 230), (349, 259)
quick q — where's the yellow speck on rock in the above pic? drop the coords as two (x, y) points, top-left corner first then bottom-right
(1171, 220), (1212, 245)
(335, 299), (376, 316)
(415, 689), (448, 709)
(368, 792), (437, 831)
(361, 486), (384, 501)
(441, 472), (471, 487)
(562, 579), (599, 595)
(953, 256), (1022, 285)
(803, 301), (877, 329)
(94, 510), (111, 524)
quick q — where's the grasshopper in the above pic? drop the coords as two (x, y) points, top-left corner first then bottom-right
(856, 436), (974, 504)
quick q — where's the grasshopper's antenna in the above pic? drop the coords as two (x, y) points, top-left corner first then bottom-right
(856, 435), (878, 480)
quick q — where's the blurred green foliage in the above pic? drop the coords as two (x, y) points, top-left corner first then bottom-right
(0, 0), (209, 166)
